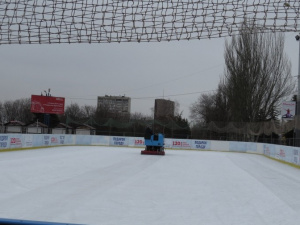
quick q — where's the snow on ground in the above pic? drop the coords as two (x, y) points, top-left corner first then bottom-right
(0, 146), (300, 225)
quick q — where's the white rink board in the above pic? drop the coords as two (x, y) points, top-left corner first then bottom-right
(0, 133), (299, 166)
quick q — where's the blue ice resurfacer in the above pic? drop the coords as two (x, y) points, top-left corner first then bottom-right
(141, 128), (165, 155)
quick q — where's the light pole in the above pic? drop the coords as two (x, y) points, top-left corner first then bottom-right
(296, 34), (300, 146)
(0, 112), (3, 133)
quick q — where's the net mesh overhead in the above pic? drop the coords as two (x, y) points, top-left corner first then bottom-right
(0, 0), (299, 44)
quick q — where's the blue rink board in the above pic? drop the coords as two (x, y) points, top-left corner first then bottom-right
(0, 218), (85, 225)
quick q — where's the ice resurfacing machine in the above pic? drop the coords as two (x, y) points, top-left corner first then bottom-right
(141, 127), (165, 155)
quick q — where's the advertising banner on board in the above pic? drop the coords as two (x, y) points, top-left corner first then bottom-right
(110, 136), (129, 146)
(0, 135), (9, 149)
(281, 101), (296, 119)
(129, 137), (145, 147)
(191, 140), (211, 150)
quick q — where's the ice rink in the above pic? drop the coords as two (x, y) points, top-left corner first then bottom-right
(0, 146), (300, 225)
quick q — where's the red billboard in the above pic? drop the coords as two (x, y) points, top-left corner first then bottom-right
(31, 95), (65, 114)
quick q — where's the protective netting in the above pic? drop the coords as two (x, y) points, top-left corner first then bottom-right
(207, 116), (299, 136)
(0, 0), (299, 44)
(66, 115), (297, 137)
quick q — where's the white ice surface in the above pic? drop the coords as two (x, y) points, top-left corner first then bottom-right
(0, 146), (300, 225)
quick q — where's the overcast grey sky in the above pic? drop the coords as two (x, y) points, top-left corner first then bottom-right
(0, 32), (299, 120)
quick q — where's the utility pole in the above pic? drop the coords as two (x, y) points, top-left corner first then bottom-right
(296, 34), (300, 146)
(0, 112), (3, 133)
(42, 89), (51, 128)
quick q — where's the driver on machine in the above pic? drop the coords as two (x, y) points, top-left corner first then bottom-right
(144, 126), (153, 140)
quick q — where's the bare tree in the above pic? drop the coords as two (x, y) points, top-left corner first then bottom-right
(190, 93), (214, 124)
(95, 102), (116, 120)
(2, 98), (33, 123)
(3, 100), (16, 122)
(224, 22), (294, 122)
(64, 103), (85, 120)
(190, 84), (229, 124)
(81, 105), (96, 118)
(130, 112), (152, 121)
(190, 21), (294, 125)
(16, 98), (33, 123)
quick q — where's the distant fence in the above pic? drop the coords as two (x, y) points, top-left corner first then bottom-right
(0, 133), (299, 167)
